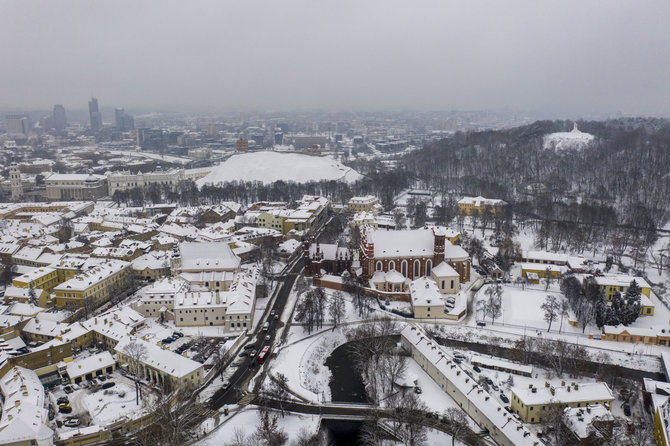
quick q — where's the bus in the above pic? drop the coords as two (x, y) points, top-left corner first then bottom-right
(256, 346), (270, 365)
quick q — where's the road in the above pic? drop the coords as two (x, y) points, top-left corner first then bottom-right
(209, 256), (304, 409)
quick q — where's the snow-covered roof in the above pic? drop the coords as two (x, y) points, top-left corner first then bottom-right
(458, 196), (506, 206)
(115, 338), (202, 379)
(410, 277), (442, 306)
(54, 260), (130, 292)
(431, 261), (459, 278)
(512, 382), (613, 406)
(592, 274), (651, 290)
(0, 366), (52, 445)
(563, 404), (613, 439)
(178, 241), (241, 272)
(368, 227), (435, 258)
(401, 325), (542, 446)
(522, 250), (569, 264)
(66, 351), (115, 380)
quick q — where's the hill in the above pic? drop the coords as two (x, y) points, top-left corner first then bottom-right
(197, 151), (362, 186)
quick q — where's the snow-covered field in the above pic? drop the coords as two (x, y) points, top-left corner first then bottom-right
(197, 151), (362, 185)
(82, 382), (143, 425)
(543, 127), (594, 151)
(196, 408), (320, 445)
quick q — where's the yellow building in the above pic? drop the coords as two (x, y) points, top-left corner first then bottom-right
(653, 396), (670, 446)
(347, 195), (380, 213)
(591, 275), (651, 300)
(457, 196), (506, 216)
(53, 260), (132, 310)
(511, 382), (614, 423)
(256, 210), (290, 231)
(520, 263), (565, 282)
(115, 338), (203, 390)
(12, 267), (60, 294)
(3, 285), (49, 307)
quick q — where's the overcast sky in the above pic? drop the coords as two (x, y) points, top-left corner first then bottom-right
(1, 0), (669, 116)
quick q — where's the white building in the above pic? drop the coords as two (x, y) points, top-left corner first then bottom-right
(0, 366), (53, 446)
(107, 168), (185, 195)
(401, 325), (543, 446)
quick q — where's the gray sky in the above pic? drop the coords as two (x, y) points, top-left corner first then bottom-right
(1, 0), (669, 115)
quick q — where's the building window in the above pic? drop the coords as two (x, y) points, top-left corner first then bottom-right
(389, 261), (395, 271)
(401, 260), (408, 277)
(376, 261), (382, 271)
(414, 260), (420, 277)
(426, 260), (432, 276)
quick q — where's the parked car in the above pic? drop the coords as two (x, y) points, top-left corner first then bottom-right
(243, 344), (256, 350)
(162, 337), (174, 344)
(477, 322), (486, 327)
(59, 406), (73, 414)
(97, 375), (107, 382)
(63, 385), (74, 394)
(101, 382), (115, 389)
(173, 332), (184, 338)
(491, 383), (499, 392)
(505, 406), (512, 413)
(623, 403), (631, 416)
(231, 361), (241, 367)
(64, 418), (80, 428)
(58, 402), (70, 409)
(57, 396), (69, 405)
(500, 394), (509, 403)
(238, 351), (249, 357)
(270, 310), (275, 316)
(274, 314), (279, 320)
(265, 335), (271, 341)
(453, 358), (462, 364)
(414, 386), (422, 394)
(223, 381), (231, 390)
(472, 365), (482, 373)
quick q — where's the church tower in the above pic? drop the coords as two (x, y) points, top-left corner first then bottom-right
(9, 163), (22, 200)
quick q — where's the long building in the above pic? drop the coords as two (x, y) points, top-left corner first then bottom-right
(45, 173), (108, 200)
(401, 325), (543, 446)
(53, 260), (132, 309)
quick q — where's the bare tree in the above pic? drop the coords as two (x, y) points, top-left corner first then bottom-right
(137, 385), (206, 446)
(443, 408), (468, 446)
(541, 295), (560, 332)
(123, 340), (148, 405)
(329, 291), (346, 326)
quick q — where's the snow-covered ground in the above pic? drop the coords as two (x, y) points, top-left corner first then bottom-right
(82, 381), (143, 425)
(197, 151), (362, 186)
(196, 407), (320, 445)
(272, 326), (349, 402)
(543, 126), (594, 151)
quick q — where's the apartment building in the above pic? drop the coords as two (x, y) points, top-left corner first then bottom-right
(53, 260), (132, 309)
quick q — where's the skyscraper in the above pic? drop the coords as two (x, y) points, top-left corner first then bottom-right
(88, 98), (102, 132)
(115, 108), (134, 131)
(5, 114), (31, 136)
(52, 104), (67, 130)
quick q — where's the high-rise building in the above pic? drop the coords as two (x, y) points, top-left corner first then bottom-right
(5, 114), (31, 136)
(52, 104), (67, 130)
(115, 108), (134, 131)
(137, 128), (165, 150)
(88, 98), (102, 132)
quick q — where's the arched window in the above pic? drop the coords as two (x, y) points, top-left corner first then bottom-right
(426, 260), (432, 276)
(389, 261), (395, 271)
(401, 260), (408, 277)
(413, 260), (420, 277)
(376, 261), (383, 271)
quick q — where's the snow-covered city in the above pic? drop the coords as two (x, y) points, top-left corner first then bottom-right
(1, 2), (669, 445)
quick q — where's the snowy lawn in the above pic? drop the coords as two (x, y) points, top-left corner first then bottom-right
(196, 407), (320, 445)
(82, 381), (145, 425)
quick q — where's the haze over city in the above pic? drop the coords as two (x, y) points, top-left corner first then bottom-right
(1, 0), (669, 116)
